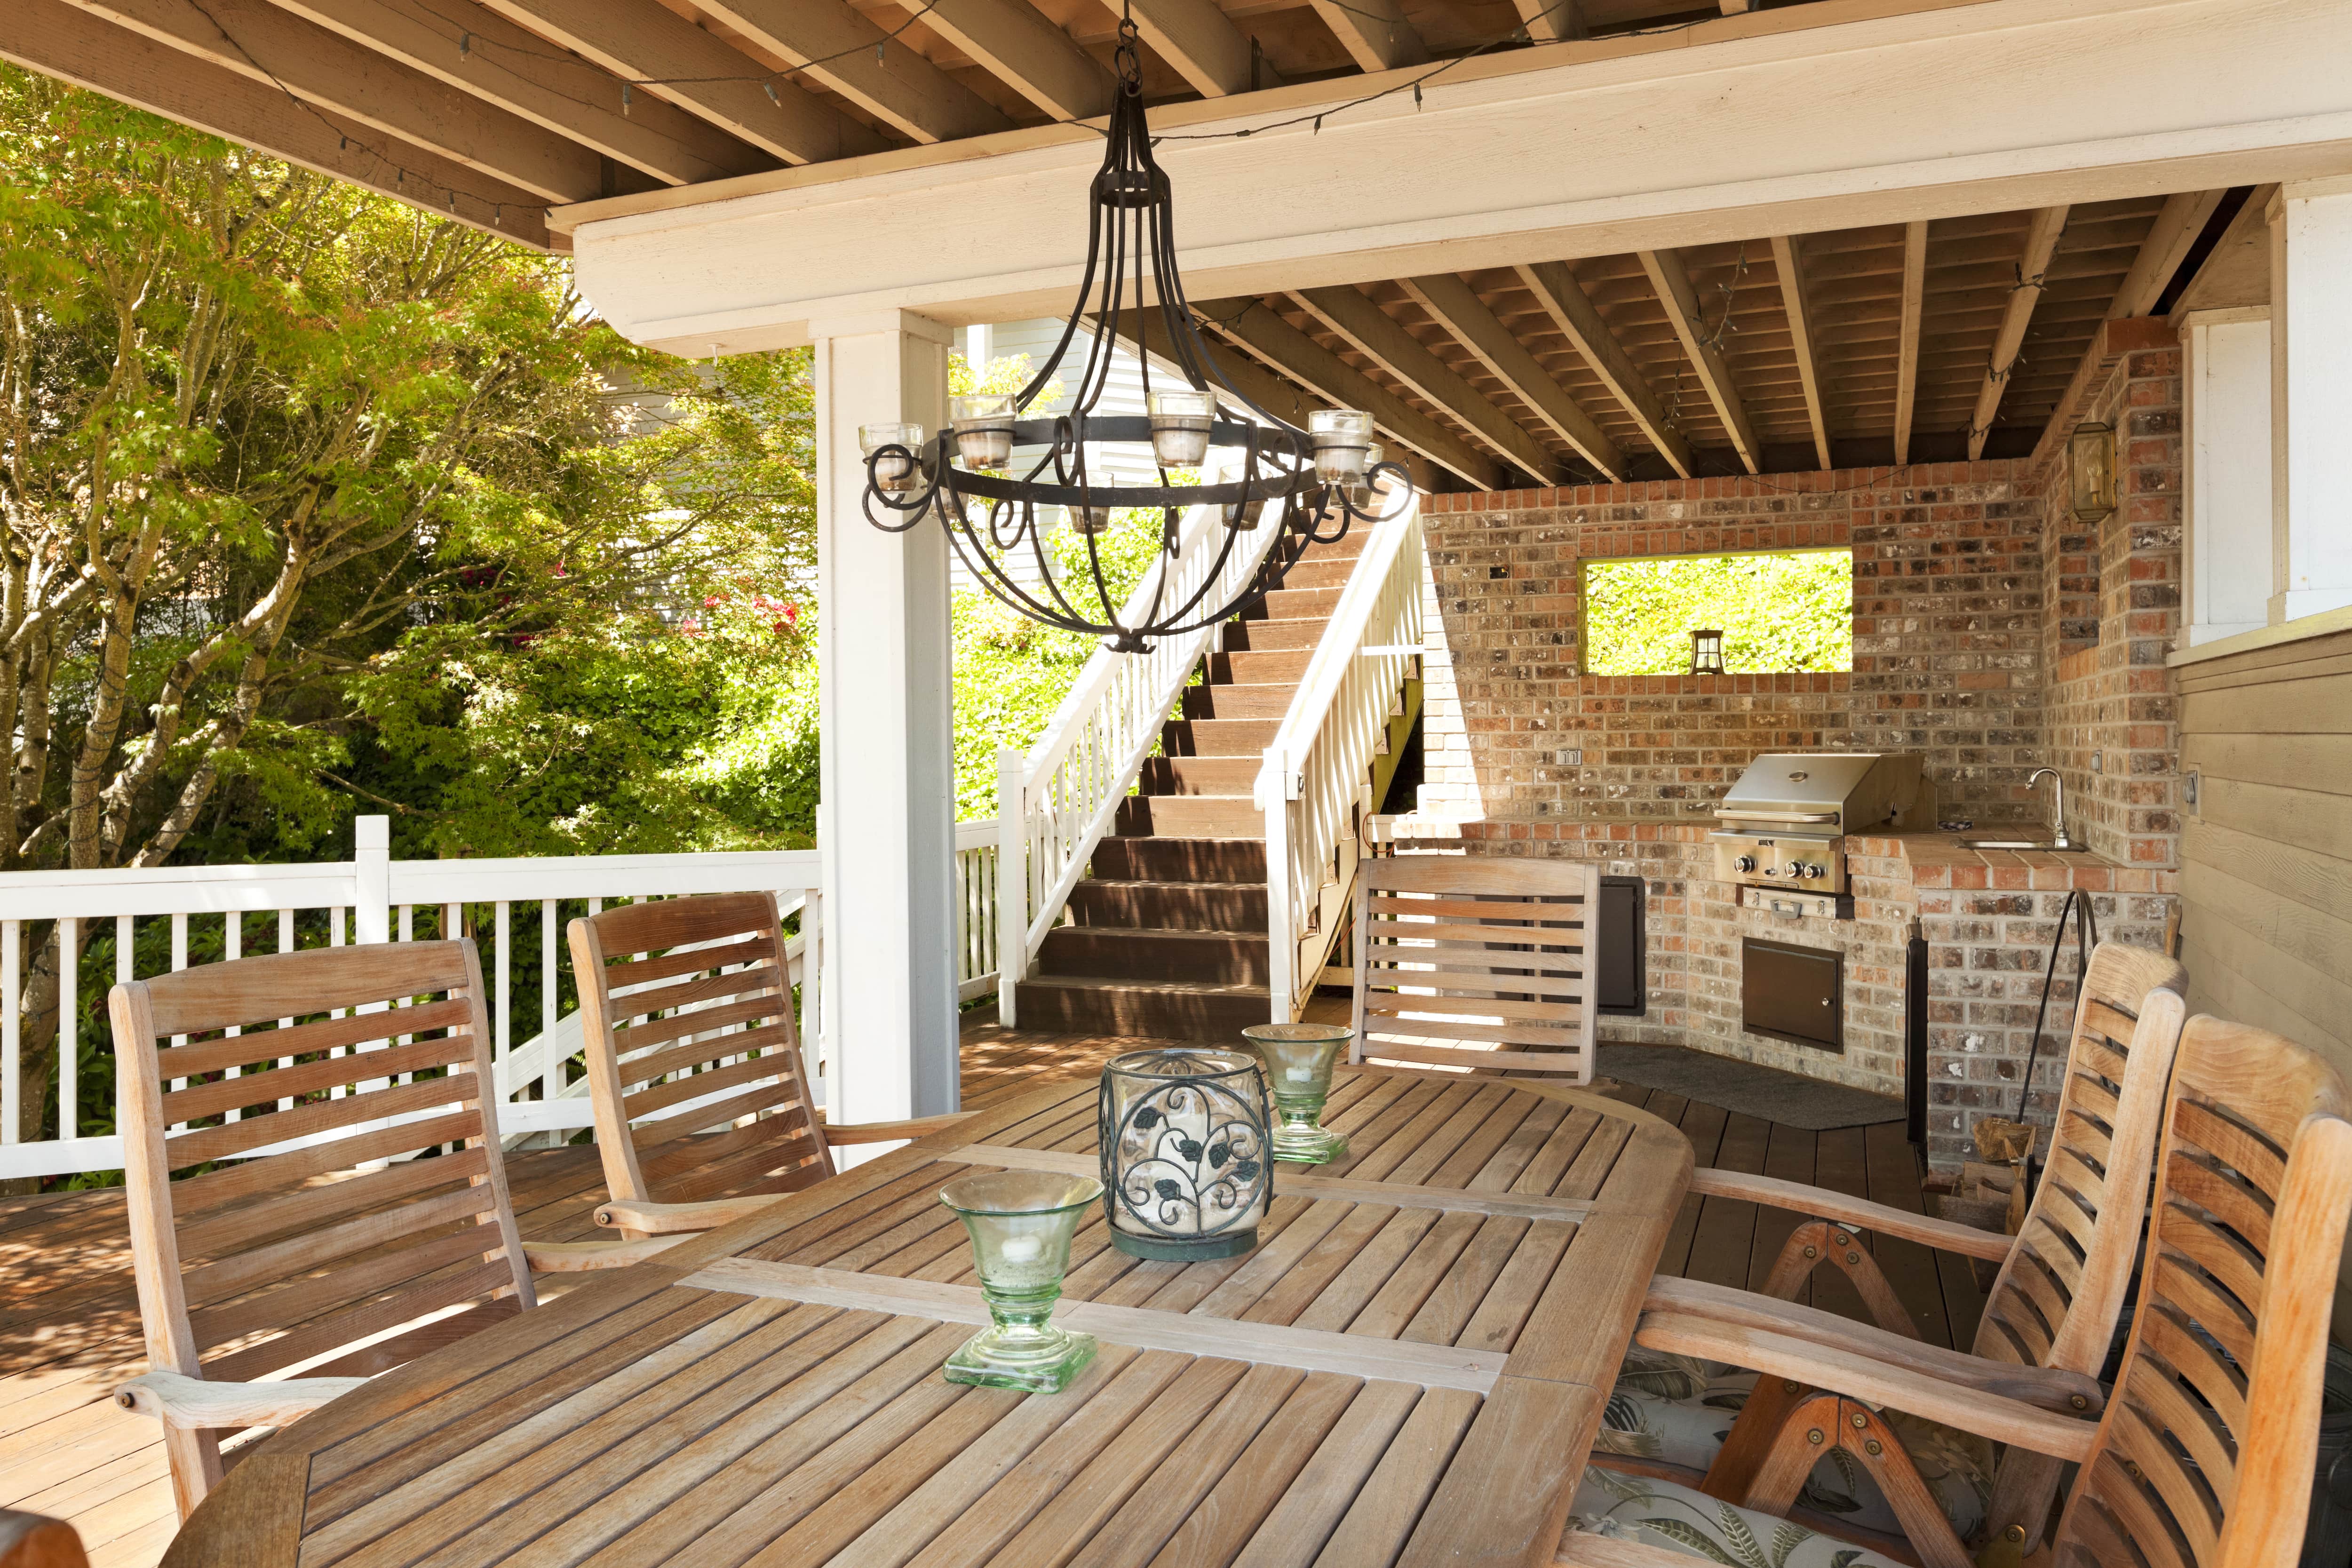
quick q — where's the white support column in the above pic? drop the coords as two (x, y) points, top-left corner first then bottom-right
(813, 310), (959, 1126)
(2182, 307), (2274, 647)
(2269, 180), (2352, 625)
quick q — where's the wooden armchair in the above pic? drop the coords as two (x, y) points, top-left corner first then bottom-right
(1562, 1007), (2352, 1568)
(108, 940), (672, 1519)
(1621, 942), (2190, 1565)
(1351, 854), (1600, 1083)
(570, 892), (967, 1239)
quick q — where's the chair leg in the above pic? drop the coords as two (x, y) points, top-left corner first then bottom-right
(1725, 1393), (1975, 1568)
(1979, 1447), (2067, 1557)
(1700, 1374), (1811, 1505)
(1760, 1219), (1922, 1339)
(163, 1426), (223, 1521)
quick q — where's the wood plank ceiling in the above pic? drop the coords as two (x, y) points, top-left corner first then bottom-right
(2, 0), (2237, 477)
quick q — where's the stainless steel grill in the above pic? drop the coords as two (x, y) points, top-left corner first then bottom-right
(1711, 752), (1924, 899)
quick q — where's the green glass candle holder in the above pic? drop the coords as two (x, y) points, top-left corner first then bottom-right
(1241, 1024), (1354, 1164)
(938, 1170), (1103, 1394)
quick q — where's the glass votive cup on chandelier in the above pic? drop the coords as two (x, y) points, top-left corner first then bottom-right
(858, 422), (927, 493)
(1098, 1048), (1271, 1260)
(1309, 408), (1375, 485)
(1147, 388), (1217, 468)
(936, 1170), (1103, 1394)
(1241, 1023), (1354, 1165)
(949, 394), (1015, 469)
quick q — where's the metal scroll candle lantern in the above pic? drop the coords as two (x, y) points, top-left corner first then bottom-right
(1098, 1048), (1272, 1259)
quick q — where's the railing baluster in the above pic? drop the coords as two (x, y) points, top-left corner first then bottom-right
(540, 899), (556, 1103)
(278, 908), (296, 1109)
(494, 899), (510, 1088)
(224, 911), (242, 1118)
(168, 913), (189, 1071)
(1, 919), (17, 1145)
(57, 917), (76, 1145)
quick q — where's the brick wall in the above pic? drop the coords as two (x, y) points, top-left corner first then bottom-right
(2038, 346), (2186, 869)
(1416, 467), (2049, 832)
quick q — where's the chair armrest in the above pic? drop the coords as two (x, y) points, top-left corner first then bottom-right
(1686, 1167), (2014, 1262)
(594, 1195), (786, 1235)
(1643, 1276), (2102, 1415)
(112, 1370), (365, 1431)
(522, 1235), (688, 1272)
(1558, 1531), (1726, 1568)
(818, 1111), (973, 1146)
(1635, 1312), (2097, 1462)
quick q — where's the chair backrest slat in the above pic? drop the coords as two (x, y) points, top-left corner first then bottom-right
(571, 891), (830, 1222)
(111, 939), (535, 1513)
(1351, 855), (1600, 1083)
(2053, 1013), (2352, 1568)
(1971, 942), (2187, 1377)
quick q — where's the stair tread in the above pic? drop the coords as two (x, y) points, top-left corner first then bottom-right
(1083, 878), (1260, 891)
(1050, 924), (1267, 941)
(1019, 975), (1270, 996)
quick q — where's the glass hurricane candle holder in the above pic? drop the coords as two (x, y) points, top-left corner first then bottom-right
(1309, 409), (1375, 485)
(858, 422), (926, 493)
(1147, 388), (1217, 468)
(950, 394), (1015, 469)
(938, 1170), (1103, 1393)
(1098, 1048), (1271, 1260)
(1240, 1024), (1354, 1164)
(1068, 494), (1118, 535)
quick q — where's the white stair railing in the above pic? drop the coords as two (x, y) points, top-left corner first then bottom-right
(1256, 489), (1424, 1022)
(997, 472), (1286, 1025)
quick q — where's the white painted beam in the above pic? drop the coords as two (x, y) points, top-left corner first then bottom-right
(564, 0), (2352, 358)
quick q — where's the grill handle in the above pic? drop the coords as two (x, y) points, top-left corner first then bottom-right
(1715, 810), (1840, 824)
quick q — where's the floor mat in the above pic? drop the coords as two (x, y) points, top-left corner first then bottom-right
(1597, 1043), (1903, 1131)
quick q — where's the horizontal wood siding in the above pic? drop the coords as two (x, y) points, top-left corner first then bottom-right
(2176, 622), (2352, 1326)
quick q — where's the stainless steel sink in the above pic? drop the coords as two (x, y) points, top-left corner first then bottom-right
(1958, 839), (2090, 852)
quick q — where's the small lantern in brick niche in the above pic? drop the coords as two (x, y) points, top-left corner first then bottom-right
(2069, 421), (2117, 524)
(1689, 628), (1727, 676)
(1098, 1048), (1271, 1259)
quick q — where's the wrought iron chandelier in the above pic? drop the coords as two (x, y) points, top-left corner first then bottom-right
(858, 9), (1411, 653)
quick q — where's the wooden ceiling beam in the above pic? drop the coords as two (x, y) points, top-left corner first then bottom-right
(1639, 246), (1763, 473)
(61, 0), (601, 201)
(1197, 298), (1504, 489)
(1127, 0), (1279, 97)
(1769, 234), (1833, 470)
(1509, 0), (1584, 43)
(922, 0), (1113, 122)
(1398, 273), (1624, 479)
(2028, 189), (2223, 464)
(477, 0), (887, 167)
(1966, 204), (2069, 459)
(1306, 0), (1427, 73)
(1516, 260), (1694, 478)
(692, 0), (1009, 144)
(1291, 286), (1558, 486)
(273, 0), (766, 187)
(2, 0), (553, 246)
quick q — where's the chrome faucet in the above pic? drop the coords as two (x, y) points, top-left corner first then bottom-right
(2029, 767), (2074, 850)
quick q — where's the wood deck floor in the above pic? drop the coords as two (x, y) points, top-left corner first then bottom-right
(0, 1021), (1977, 1564)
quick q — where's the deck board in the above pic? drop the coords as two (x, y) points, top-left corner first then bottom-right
(0, 1018), (1959, 1564)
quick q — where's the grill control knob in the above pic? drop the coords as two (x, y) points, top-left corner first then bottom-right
(1734, 856), (1757, 874)
(1801, 862), (1827, 880)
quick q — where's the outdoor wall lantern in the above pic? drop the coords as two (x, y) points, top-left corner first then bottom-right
(856, 6), (1410, 653)
(1098, 1047), (1271, 1259)
(2069, 422), (2117, 524)
(1689, 628), (1727, 676)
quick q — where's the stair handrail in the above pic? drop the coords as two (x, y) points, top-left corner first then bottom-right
(995, 460), (1286, 1025)
(1254, 485), (1423, 1021)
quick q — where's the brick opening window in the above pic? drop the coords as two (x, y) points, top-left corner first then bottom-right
(1581, 548), (1854, 676)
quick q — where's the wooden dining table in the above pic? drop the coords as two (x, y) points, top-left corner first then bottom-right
(168, 1067), (1691, 1568)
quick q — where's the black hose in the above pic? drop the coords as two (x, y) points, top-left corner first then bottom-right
(2015, 887), (2099, 1124)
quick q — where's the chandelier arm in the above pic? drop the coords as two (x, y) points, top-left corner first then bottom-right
(943, 490), (1100, 633)
(1145, 177), (1306, 442)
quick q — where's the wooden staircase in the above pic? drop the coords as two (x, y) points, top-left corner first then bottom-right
(1014, 525), (1415, 1041)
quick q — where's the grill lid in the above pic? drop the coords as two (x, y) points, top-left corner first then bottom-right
(1716, 751), (1923, 832)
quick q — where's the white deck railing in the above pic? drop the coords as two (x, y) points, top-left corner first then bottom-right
(0, 816), (1002, 1181)
(994, 469), (1286, 1024)
(1257, 491), (1423, 1021)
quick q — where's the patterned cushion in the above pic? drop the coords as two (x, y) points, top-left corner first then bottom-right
(1594, 1345), (1996, 1541)
(1567, 1466), (1911, 1568)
